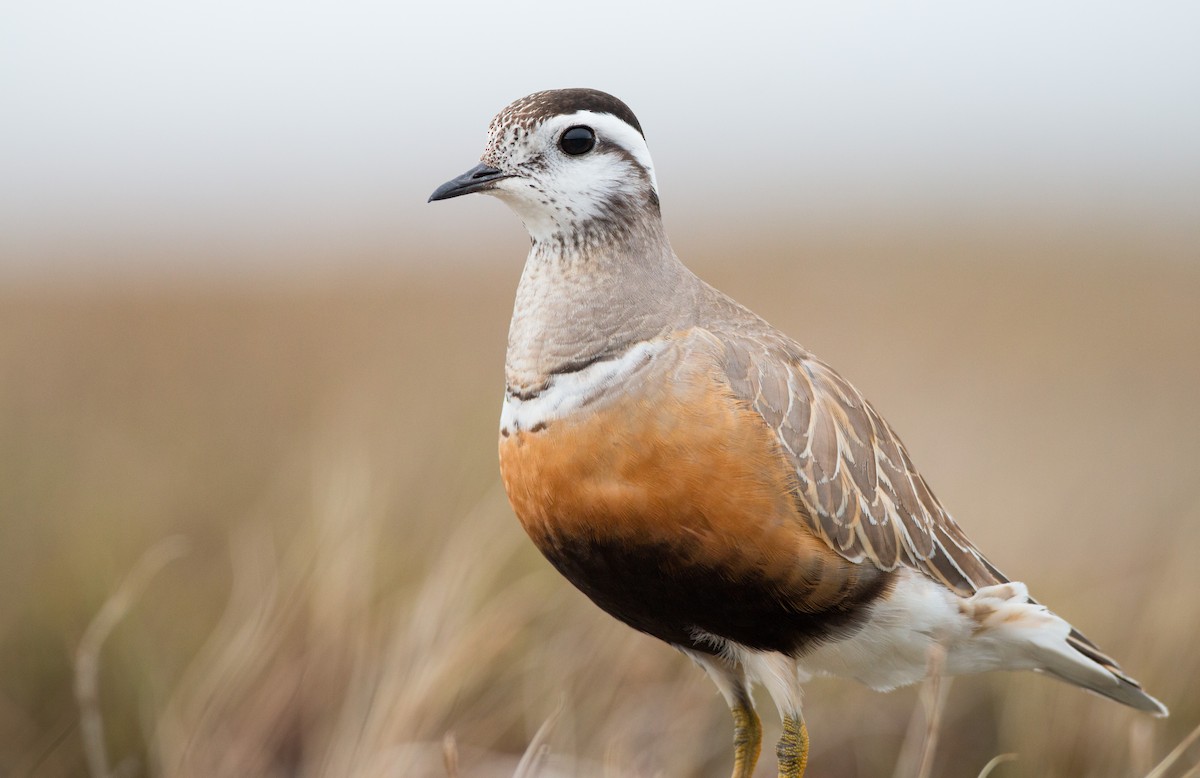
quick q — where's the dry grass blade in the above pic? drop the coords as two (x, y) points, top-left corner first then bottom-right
(1146, 720), (1200, 778)
(977, 752), (1018, 778)
(512, 700), (565, 778)
(74, 535), (191, 778)
(893, 644), (950, 778)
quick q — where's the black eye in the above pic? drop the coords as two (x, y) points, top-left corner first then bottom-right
(559, 125), (596, 156)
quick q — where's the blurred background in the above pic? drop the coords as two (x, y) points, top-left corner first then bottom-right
(2, 1), (1198, 776)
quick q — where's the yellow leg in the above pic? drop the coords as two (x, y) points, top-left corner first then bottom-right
(730, 695), (762, 778)
(776, 714), (809, 778)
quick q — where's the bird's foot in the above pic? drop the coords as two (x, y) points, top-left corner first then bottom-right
(730, 699), (763, 778)
(776, 714), (809, 778)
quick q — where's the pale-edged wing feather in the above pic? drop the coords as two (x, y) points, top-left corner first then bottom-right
(719, 332), (1011, 596)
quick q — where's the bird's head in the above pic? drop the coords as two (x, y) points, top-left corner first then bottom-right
(429, 89), (660, 245)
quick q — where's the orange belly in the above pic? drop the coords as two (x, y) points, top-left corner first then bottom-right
(498, 366), (892, 655)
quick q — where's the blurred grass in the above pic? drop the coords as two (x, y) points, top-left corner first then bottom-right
(1, 227), (1199, 776)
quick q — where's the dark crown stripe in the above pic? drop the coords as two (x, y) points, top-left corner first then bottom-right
(515, 89), (645, 138)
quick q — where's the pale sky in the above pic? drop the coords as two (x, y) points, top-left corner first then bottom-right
(2, 1), (1198, 274)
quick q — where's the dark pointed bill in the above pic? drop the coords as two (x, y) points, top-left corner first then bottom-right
(428, 163), (510, 202)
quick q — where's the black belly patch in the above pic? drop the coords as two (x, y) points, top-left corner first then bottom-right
(537, 535), (894, 657)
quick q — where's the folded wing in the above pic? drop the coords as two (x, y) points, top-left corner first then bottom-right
(719, 333), (1009, 596)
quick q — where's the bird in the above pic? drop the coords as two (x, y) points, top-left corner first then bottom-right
(428, 88), (1167, 777)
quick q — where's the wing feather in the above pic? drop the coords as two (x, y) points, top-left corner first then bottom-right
(719, 333), (1000, 595)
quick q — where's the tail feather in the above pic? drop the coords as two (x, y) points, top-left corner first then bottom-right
(1032, 633), (1167, 716)
(964, 583), (1168, 716)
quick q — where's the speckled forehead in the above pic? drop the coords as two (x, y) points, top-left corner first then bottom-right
(483, 100), (542, 157)
(487, 92), (552, 137)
